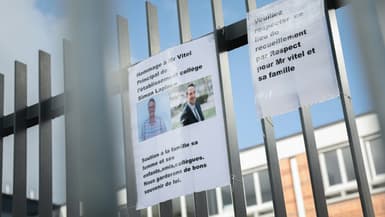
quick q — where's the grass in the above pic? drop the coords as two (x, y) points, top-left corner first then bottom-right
(203, 107), (216, 119)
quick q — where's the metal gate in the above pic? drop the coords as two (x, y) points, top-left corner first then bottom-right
(1, 0), (383, 217)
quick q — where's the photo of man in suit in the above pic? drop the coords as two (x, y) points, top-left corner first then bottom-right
(180, 83), (205, 126)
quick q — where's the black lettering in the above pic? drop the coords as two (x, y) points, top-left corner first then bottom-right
(275, 58), (285, 65)
(258, 75), (267, 81)
(192, 163), (207, 170)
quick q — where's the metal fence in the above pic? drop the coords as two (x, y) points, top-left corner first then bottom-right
(0, 52), (63, 216)
(0, 0), (381, 217)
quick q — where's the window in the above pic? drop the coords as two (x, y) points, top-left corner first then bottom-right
(185, 194), (195, 217)
(126, 207), (150, 217)
(258, 169), (272, 203)
(118, 206), (128, 217)
(221, 185), (233, 208)
(172, 198), (182, 217)
(242, 169), (273, 209)
(321, 146), (356, 186)
(341, 147), (356, 181)
(152, 205), (159, 217)
(367, 137), (385, 175)
(324, 150), (342, 185)
(365, 136), (385, 189)
(244, 174), (257, 206)
(207, 189), (218, 215)
(140, 208), (148, 217)
(320, 145), (357, 199)
(239, 169), (273, 217)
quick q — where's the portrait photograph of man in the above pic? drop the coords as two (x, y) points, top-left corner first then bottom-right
(180, 83), (205, 126)
(168, 76), (217, 129)
(137, 93), (171, 142)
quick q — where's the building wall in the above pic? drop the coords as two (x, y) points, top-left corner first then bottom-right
(296, 153), (317, 217)
(280, 158), (298, 217)
(290, 152), (385, 217)
(117, 113), (385, 217)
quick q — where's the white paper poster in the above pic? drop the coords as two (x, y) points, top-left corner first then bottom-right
(128, 34), (230, 209)
(247, 0), (339, 118)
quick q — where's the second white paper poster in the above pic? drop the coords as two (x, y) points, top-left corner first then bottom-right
(247, 0), (339, 118)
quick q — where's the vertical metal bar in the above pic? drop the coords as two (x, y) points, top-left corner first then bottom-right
(325, 8), (375, 217)
(299, 106), (329, 217)
(0, 74), (4, 216)
(146, 1), (161, 56)
(177, 0), (192, 42)
(39, 50), (53, 217)
(244, 1), (286, 216)
(245, 0), (256, 15)
(13, 61), (27, 217)
(211, 1), (247, 217)
(145, 2), (173, 216)
(145, 1), (160, 55)
(176, 0), (209, 216)
(66, 0), (118, 214)
(63, 39), (80, 217)
(159, 201), (172, 217)
(261, 118), (287, 217)
(193, 191), (208, 217)
(117, 15), (141, 217)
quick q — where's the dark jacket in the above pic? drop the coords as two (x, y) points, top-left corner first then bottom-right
(180, 103), (205, 126)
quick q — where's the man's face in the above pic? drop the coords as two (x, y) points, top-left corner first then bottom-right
(148, 101), (156, 117)
(187, 86), (196, 105)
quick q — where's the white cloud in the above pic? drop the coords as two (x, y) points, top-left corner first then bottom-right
(0, 0), (67, 112)
(0, 0), (67, 204)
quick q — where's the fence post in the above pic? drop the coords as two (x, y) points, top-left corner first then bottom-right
(63, 39), (80, 217)
(65, 0), (118, 214)
(211, 0), (248, 216)
(145, 2), (173, 216)
(0, 74), (3, 216)
(244, 1), (287, 217)
(13, 61), (27, 217)
(260, 118), (287, 217)
(176, 0), (209, 216)
(326, 8), (375, 217)
(299, 106), (329, 217)
(116, 15), (141, 217)
(39, 50), (53, 217)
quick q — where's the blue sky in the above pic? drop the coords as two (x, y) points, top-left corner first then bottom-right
(34, 0), (373, 150)
(35, 0), (65, 17)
